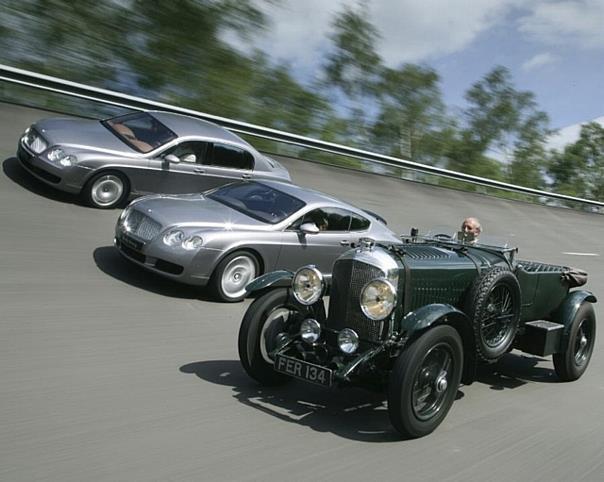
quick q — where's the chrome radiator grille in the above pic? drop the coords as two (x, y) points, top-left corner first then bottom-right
(327, 259), (386, 342)
(124, 210), (162, 241)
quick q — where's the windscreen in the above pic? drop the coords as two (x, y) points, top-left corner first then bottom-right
(207, 182), (306, 224)
(423, 226), (512, 249)
(103, 112), (177, 153)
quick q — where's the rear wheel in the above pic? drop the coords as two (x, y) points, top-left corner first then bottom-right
(83, 171), (129, 209)
(553, 303), (596, 381)
(388, 325), (463, 438)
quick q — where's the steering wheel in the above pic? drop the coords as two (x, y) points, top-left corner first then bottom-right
(433, 233), (452, 240)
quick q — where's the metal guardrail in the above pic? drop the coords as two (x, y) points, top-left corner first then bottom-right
(1, 63), (602, 208)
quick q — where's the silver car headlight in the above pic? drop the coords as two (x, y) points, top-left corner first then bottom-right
(163, 230), (184, 247)
(46, 147), (77, 166)
(338, 328), (359, 354)
(292, 266), (324, 305)
(360, 279), (396, 320)
(182, 235), (203, 250)
(22, 129), (48, 154)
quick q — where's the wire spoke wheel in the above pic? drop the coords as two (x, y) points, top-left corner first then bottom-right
(554, 302), (596, 382)
(481, 285), (514, 348)
(259, 307), (293, 364)
(573, 318), (593, 366)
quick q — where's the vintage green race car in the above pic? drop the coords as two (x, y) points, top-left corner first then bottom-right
(238, 229), (597, 438)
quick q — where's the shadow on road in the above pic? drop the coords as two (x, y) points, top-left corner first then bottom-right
(477, 352), (558, 390)
(93, 245), (215, 301)
(2, 156), (80, 205)
(180, 359), (465, 442)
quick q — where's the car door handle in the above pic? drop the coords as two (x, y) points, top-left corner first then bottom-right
(340, 240), (350, 246)
(241, 173), (252, 179)
(194, 168), (205, 173)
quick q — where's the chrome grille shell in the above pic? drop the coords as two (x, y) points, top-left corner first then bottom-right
(327, 246), (400, 342)
(124, 209), (162, 241)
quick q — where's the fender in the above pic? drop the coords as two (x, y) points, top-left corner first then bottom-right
(399, 303), (470, 336)
(550, 290), (597, 336)
(245, 270), (293, 294)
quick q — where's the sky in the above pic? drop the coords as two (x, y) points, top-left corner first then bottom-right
(241, 0), (604, 139)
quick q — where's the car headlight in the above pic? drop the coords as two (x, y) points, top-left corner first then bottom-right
(46, 147), (76, 166)
(22, 130), (48, 154)
(338, 328), (359, 354)
(163, 230), (184, 247)
(360, 279), (396, 320)
(47, 147), (65, 162)
(300, 318), (321, 344)
(292, 266), (324, 305)
(182, 235), (203, 250)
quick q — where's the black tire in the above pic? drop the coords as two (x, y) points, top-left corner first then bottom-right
(83, 171), (130, 209)
(210, 251), (260, 302)
(387, 325), (463, 438)
(465, 266), (521, 361)
(238, 288), (322, 386)
(553, 303), (596, 382)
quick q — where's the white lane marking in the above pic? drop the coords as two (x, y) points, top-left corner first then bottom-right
(562, 252), (600, 256)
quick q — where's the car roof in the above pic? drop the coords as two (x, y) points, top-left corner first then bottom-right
(149, 111), (254, 150)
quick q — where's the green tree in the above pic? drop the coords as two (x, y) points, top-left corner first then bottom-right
(371, 64), (448, 162)
(447, 66), (550, 187)
(549, 122), (604, 200)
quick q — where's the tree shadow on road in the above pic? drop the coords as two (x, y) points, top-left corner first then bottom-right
(93, 245), (215, 301)
(180, 359), (465, 442)
(477, 352), (559, 391)
(2, 156), (80, 205)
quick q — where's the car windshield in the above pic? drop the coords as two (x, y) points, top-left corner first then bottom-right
(207, 182), (306, 224)
(103, 112), (177, 153)
(422, 226), (513, 249)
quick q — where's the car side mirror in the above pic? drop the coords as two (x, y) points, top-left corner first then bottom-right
(299, 222), (320, 235)
(164, 154), (180, 164)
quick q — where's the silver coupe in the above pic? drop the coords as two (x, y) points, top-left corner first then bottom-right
(17, 110), (291, 208)
(114, 180), (399, 302)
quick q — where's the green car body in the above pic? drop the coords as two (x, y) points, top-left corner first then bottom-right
(239, 233), (597, 438)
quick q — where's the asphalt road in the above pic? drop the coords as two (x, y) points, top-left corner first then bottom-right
(1, 103), (604, 481)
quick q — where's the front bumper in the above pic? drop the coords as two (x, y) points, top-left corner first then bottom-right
(114, 229), (224, 286)
(17, 142), (89, 194)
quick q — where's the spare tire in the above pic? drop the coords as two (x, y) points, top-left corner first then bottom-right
(465, 266), (521, 361)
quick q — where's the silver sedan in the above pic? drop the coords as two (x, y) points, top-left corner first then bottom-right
(114, 180), (400, 302)
(17, 110), (291, 208)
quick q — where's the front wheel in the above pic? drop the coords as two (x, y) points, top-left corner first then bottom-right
(83, 171), (129, 209)
(553, 303), (596, 382)
(388, 325), (463, 438)
(238, 288), (319, 386)
(210, 251), (260, 302)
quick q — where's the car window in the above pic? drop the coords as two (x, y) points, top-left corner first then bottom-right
(290, 207), (353, 232)
(207, 181), (305, 224)
(163, 141), (209, 164)
(349, 212), (370, 231)
(208, 143), (254, 170)
(103, 112), (177, 153)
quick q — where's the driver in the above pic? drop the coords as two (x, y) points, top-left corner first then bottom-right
(460, 217), (481, 243)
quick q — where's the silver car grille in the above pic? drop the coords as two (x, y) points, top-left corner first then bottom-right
(327, 258), (386, 342)
(124, 210), (162, 241)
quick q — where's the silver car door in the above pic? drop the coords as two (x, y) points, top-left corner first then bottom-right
(145, 141), (213, 194)
(276, 207), (355, 274)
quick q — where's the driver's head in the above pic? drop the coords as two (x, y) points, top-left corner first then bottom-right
(461, 217), (481, 238)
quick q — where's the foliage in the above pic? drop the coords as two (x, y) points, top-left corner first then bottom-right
(548, 122), (604, 200)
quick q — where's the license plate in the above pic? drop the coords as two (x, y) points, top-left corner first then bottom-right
(120, 233), (143, 251)
(274, 355), (333, 387)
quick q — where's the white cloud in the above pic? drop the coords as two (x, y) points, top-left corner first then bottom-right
(547, 116), (604, 151)
(522, 52), (558, 71)
(518, 1), (604, 49)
